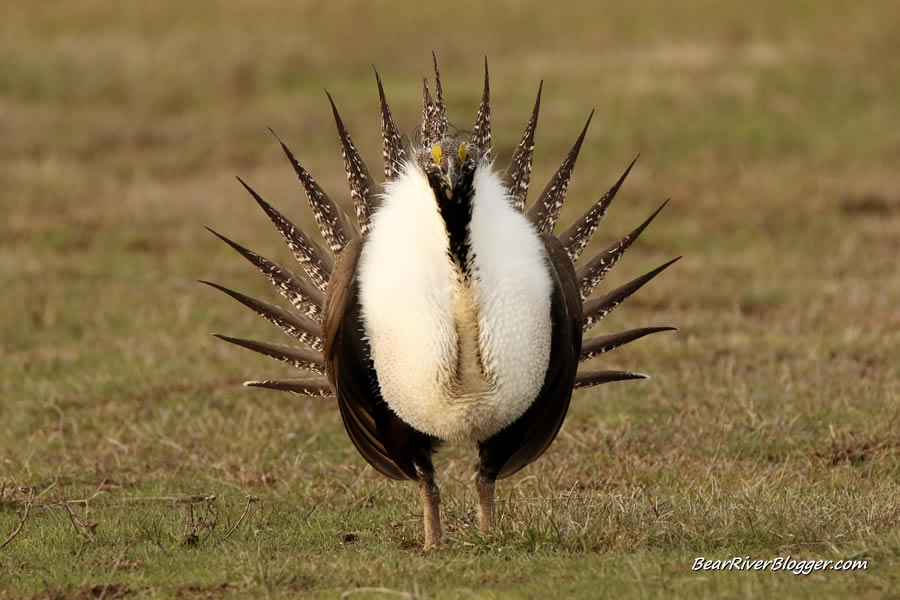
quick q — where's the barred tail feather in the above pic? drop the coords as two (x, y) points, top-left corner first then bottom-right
(273, 136), (358, 254)
(558, 155), (638, 263)
(374, 67), (406, 181)
(200, 281), (324, 352)
(236, 176), (333, 291)
(205, 227), (323, 321)
(244, 378), (334, 397)
(503, 82), (542, 211)
(528, 110), (593, 233)
(470, 57), (491, 158)
(579, 327), (677, 361)
(581, 257), (681, 332)
(326, 91), (377, 235)
(573, 370), (648, 389)
(212, 334), (326, 374)
(576, 199), (670, 300)
(421, 54), (449, 147)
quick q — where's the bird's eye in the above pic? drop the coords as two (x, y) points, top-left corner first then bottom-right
(431, 145), (442, 166)
(458, 143), (467, 164)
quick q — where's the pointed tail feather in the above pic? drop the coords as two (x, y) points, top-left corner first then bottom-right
(558, 155), (638, 263)
(432, 51), (447, 122)
(271, 136), (358, 254)
(236, 177), (333, 291)
(503, 82), (542, 211)
(244, 377), (334, 397)
(212, 334), (326, 374)
(200, 281), (323, 352)
(374, 67), (407, 181)
(528, 111), (594, 233)
(581, 257), (681, 332)
(326, 91), (377, 236)
(205, 227), (323, 322)
(470, 57), (491, 159)
(576, 200), (670, 300)
(580, 327), (677, 361)
(421, 53), (449, 146)
(574, 369), (648, 389)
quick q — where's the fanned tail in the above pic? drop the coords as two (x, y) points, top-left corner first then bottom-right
(209, 61), (678, 401)
(518, 148), (677, 388)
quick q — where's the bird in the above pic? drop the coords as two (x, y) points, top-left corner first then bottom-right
(203, 55), (678, 549)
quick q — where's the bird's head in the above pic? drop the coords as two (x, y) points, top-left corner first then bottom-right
(412, 53), (490, 198)
(415, 136), (478, 191)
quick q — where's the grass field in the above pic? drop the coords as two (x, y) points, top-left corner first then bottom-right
(2, 1), (899, 598)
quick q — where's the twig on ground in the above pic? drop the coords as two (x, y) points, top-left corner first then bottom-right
(183, 495), (219, 546)
(59, 490), (98, 566)
(0, 487), (35, 551)
(72, 536), (89, 567)
(200, 495), (219, 543)
(341, 587), (417, 599)
(120, 493), (219, 504)
(183, 504), (198, 546)
(219, 495), (257, 543)
(60, 495), (97, 539)
(98, 540), (136, 600)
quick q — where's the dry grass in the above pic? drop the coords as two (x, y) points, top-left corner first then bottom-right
(2, 1), (899, 598)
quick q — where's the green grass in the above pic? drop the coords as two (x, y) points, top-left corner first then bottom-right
(2, 1), (899, 598)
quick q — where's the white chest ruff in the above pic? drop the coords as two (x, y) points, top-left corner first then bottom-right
(357, 164), (553, 442)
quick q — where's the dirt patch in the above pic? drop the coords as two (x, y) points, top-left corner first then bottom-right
(818, 431), (900, 465)
(24, 584), (132, 600)
(174, 583), (232, 599)
(840, 193), (899, 216)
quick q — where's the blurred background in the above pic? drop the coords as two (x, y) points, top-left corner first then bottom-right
(1, 0), (898, 595)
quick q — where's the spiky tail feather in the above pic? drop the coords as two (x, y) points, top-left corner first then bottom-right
(527, 111), (593, 234)
(503, 82), (541, 211)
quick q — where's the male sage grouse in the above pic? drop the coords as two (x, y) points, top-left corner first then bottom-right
(205, 56), (678, 549)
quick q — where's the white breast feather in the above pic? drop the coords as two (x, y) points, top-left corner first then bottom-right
(357, 162), (553, 442)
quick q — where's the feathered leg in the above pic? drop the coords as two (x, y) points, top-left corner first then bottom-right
(476, 471), (496, 531)
(418, 468), (442, 549)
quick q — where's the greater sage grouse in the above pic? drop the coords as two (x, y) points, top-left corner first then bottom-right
(205, 56), (678, 549)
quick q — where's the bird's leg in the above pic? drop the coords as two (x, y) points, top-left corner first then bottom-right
(418, 471), (442, 549)
(476, 470), (496, 531)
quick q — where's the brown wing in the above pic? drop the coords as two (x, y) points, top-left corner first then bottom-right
(323, 240), (436, 481)
(477, 233), (583, 480)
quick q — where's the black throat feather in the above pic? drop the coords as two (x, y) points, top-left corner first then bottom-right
(425, 161), (477, 276)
